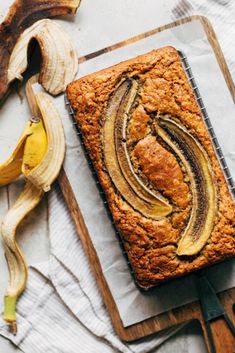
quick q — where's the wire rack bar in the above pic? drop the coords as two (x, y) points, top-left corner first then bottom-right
(179, 51), (235, 197)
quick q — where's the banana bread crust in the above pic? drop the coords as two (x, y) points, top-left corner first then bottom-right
(67, 46), (235, 288)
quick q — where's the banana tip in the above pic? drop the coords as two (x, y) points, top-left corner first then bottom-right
(10, 321), (17, 335)
(43, 185), (51, 192)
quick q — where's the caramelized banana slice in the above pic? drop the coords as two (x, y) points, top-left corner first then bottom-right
(158, 117), (217, 256)
(103, 79), (172, 219)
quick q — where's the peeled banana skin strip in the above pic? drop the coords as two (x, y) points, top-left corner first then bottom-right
(0, 0), (78, 335)
(8, 19), (78, 96)
(25, 76), (66, 191)
(2, 181), (43, 335)
(0, 136), (26, 186)
(0, 117), (47, 186)
(103, 79), (172, 219)
(1, 76), (66, 334)
(0, 0), (81, 101)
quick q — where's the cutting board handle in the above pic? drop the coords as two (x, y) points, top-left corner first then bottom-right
(200, 318), (235, 353)
(199, 291), (235, 353)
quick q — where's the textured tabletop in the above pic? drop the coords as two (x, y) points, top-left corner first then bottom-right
(0, 0), (234, 352)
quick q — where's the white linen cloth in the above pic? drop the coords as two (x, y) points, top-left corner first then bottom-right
(169, 0), (235, 81)
(0, 1), (234, 352)
(0, 186), (181, 353)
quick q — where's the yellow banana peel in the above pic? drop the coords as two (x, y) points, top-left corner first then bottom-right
(1, 76), (65, 334)
(0, 117), (48, 186)
(2, 181), (43, 334)
(22, 117), (47, 176)
(0, 136), (25, 186)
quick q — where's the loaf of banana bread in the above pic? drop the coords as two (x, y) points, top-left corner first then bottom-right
(67, 46), (235, 288)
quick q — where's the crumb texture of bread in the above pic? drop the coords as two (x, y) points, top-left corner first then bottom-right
(67, 46), (235, 288)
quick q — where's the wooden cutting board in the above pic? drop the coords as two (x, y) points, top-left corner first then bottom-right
(59, 16), (235, 353)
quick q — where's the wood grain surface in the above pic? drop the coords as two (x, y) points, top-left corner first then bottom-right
(59, 16), (235, 353)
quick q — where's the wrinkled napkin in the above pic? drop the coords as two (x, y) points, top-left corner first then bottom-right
(0, 186), (182, 353)
(0, 0), (235, 352)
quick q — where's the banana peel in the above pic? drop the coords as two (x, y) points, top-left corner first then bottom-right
(0, 134), (26, 186)
(1, 76), (65, 334)
(0, 117), (47, 186)
(25, 76), (66, 191)
(8, 19), (78, 96)
(2, 181), (43, 335)
(0, 0), (81, 101)
(0, 0), (77, 331)
(22, 117), (48, 176)
(0, 75), (65, 189)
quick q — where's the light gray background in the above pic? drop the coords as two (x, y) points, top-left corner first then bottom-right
(0, 0), (233, 352)
(62, 19), (235, 327)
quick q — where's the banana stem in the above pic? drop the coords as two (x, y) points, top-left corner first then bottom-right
(4, 295), (18, 335)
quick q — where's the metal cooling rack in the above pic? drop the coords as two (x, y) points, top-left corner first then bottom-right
(64, 52), (235, 289)
(64, 94), (135, 278)
(179, 51), (235, 197)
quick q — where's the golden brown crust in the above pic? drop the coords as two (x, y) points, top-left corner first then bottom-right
(128, 105), (150, 144)
(133, 135), (190, 209)
(67, 46), (235, 288)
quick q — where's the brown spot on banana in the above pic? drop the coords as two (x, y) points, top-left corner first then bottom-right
(158, 117), (217, 256)
(102, 79), (172, 219)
